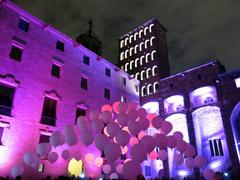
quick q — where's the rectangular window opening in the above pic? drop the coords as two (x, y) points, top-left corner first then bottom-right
(105, 68), (111, 77)
(122, 77), (126, 86)
(83, 56), (90, 65)
(9, 45), (23, 61)
(0, 84), (15, 116)
(56, 40), (64, 52)
(18, 18), (29, 32)
(81, 77), (88, 90)
(0, 127), (4, 145)
(51, 64), (60, 78)
(104, 88), (110, 100)
(40, 97), (57, 126)
(75, 108), (86, 123)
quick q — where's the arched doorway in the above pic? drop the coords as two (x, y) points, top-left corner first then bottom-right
(230, 102), (240, 163)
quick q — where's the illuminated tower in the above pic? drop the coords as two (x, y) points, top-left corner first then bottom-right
(118, 18), (170, 104)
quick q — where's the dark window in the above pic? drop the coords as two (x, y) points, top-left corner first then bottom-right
(135, 85), (139, 93)
(104, 88), (110, 100)
(56, 40), (64, 52)
(145, 166), (151, 176)
(81, 77), (88, 90)
(51, 64), (60, 78)
(0, 127), (4, 145)
(121, 96), (127, 103)
(41, 97), (57, 126)
(105, 68), (111, 77)
(122, 77), (126, 86)
(9, 45), (22, 61)
(75, 107), (86, 123)
(0, 84), (15, 116)
(39, 134), (50, 144)
(18, 18), (29, 32)
(143, 88), (147, 96)
(121, 154), (126, 160)
(198, 74), (202, 80)
(209, 139), (224, 156)
(155, 84), (160, 92)
(83, 56), (90, 65)
(149, 86), (153, 94)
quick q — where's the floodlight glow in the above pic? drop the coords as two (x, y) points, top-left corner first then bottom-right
(178, 170), (188, 176)
(235, 77), (240, 88)
(142, 102), (159, 114)
(80, 173), (85, 178)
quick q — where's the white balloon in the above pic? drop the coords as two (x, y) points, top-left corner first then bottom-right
(11, 164), (24, 178)
(50, 131), (65, 147)
(23, 151), (37, 166)
(102, 164), (111, 174)
(37, 143), (52, 157)
(110, 173), (118, 179)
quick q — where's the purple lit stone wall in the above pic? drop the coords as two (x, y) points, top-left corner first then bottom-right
(0, 1), (139, 177)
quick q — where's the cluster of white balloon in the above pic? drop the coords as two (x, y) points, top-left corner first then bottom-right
(11, 101), (215, 179)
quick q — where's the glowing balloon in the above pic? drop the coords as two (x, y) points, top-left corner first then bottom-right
(152, 117), (163, 129)
(129, 137), (139, 146)
(95, 157), (103, 167)
(173, 131), (184, 141)
(154, 133), (168, 149)
(65, 131), (78, 146)
(149, 151), (158, 160)
(48, 151), (58, 164)
(116, 113), (128, 127)
(85, 153), (94, 163)
(106, 122), (120, 137)
(80, 131), (94, 146)
(116, 164), (123, 174)
(140, 135), (155, 153)
(203, 168), (215, 180)
(61, 149), (70, 161)
(176, 140), (188, 153)
(95, 134), (109, 151)
(102, 164), (111, 174)
(161, 121), (173, 134)
(137, 108), (147, 118)
(37, 143), (52, 157)
(68, 158), (83, 177)
(23, 152), (37, 166)
(101, 104), (112, 112)
(101, 110), (113, 124)
(115, 130), (130, 146)
(138, 118), (150, 130)
(113, 101), (121, 114)
(123, 160), (141, 180)
(184, 144), (196, 158)
(158, 150), (168, 161)
(130, 143), (147, 163)
(50, 130), (65, 147)
(104, 143), (121, 162)
(194, 155), (206, 168)
(11, 164), (24, 178)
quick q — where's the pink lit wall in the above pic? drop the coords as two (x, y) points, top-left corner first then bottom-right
(0, 1), (139, 178)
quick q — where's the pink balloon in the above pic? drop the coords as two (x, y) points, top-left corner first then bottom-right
(137, 108), (147, 118)
(104, 143), (121, 162)
(123, 160), (141, 180)
(128, 120), (141, 136)
(115, 130), (130, 146)
(184, 144), (196, 158)
(161, 121), (173, 134)
(50, 131), (65, 147)
(48, 151), (58, 164)
(138, 118), (150, 131)
(149, 151), (158, 160)
(113, 101), (120, 114)
(173, 131), (184, 141)
(167, 136), (177, 149)
(203, 168), (215, 180)
(185, 158), (195, 170)
(101, 110), (113, 124)
(176, 140), (188, 153)
(128, 101), (139, 110)
(89, 110), (100, 120)
(106, 122), (120, 137)
(102, 164), (111, 174)
(129, 137), (139, 146)
(118, 102), (128, 113)
(95, 134), (109, 151)
(131, 143), (147, 163)
(116, 164), (123, 174)
(127, 109), (138, 121)
(37, 143), (52, 157)
(152, 117), (163, 129)
(61, 149), (70, 160)
(101, 104), (112, 112)
(80, 131), (94, 146)
(91, 119), (104, 133)
(154, 133), (168, 149)
(116, 113), (128, 127)
(140, 135), (155, 153)
(174, 153), (184, 165)
(158, 150), (168, 161)
(194, 155), (206, 168)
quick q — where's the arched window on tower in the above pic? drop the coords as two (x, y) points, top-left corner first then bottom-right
(130, 47), (134, 56)
(135, 58), (140, 67)
(134, 32), (138, 41)
(146, 68), (152, 78)
(152, 66), (158, 76)
(151, 50), (156, 60)
(120, 52), (124, 61)
(129, 35), (134, 43)
(141, 70), (146, 80)
(139, 42), (144, 51)
(125, 62), (129, 72)
(145, 39), (150, 49)
(125, 49), (129, 58)
(153, 82), (159, 93)
(140, 56), (144, 66)
(125, 37), (129, 46)
(135, 72), (140, 80)
(144, 26), (149, 35)
(150, 37), (155, 46)
(129, 60), (134, 70)
(120, 40), (124, 48)
(141, 86), (147, 96)
(145, 53), (150, 63)
(139, 29), (144, 38)
(134, 45), (139, 54)
(147, 84), (153, 94)
(149, 24), (154, 33)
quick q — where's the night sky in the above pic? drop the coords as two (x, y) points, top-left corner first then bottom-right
(12, 0), (240, 73)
